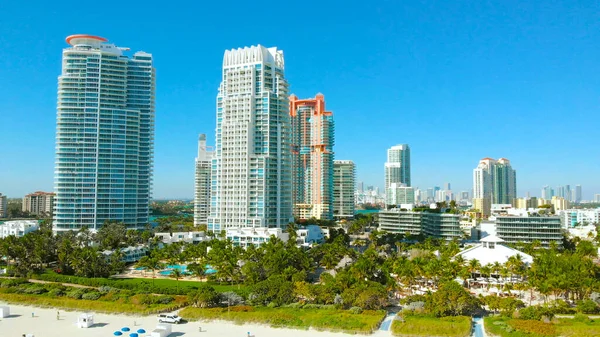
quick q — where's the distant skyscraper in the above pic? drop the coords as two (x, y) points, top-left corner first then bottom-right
(289, 94), (334, 220)
(493, 158), (517, 204)
(460, 191), (469, 201)
(0, 193), (7, 218)
(575, 185), (582, 203)
(384, 144), (410, 206)
(473, 158), (517, 216)
(358, 182), (364, 193)
(23, 192), (55, 216)
(194, 134), (214, 226)
(595, 194), (600, 203)
(385, 144), (410, 188)
(541, 185), (554, 199)
(333, 160), (355, 218)
(208, 45), (292, 232)
(54, 35), (155, 231)
(444, 183), (451, 191)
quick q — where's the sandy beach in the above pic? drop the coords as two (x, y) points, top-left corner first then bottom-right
(0, 303), (360, 337)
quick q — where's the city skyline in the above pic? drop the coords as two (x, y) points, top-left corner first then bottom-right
(1, 2), (599, 199)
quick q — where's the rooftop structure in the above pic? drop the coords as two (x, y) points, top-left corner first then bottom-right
(455, 235), (533, 266)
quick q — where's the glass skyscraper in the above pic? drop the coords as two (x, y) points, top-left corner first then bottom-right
(208, 45), (293, 232)
(53, 35), (155, 231)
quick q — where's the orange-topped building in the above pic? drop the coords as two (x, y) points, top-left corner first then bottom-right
(289, 94), (335, 220)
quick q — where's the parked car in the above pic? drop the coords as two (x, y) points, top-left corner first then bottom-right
(157, 314), (181, 324)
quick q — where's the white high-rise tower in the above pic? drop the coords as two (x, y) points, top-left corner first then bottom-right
(384, 144), (411, 205)
(54, 35), (155, 231)
(194, 134), (214, 226)
(208, 45), (292, 232)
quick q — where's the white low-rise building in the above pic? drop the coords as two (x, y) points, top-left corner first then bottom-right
(226, 227), (289, 248)
(296, 225), (325, 247)
(0, 220), (39, 238)
(102, 244), (148, 263)
(558, 208), (600, 228)
(155, 231), (207, 245)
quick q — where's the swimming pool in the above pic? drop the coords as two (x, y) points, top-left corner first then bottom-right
(158, 264), (217, 276)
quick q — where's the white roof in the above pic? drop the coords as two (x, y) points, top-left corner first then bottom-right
(455, 242), (533, 266)
(480, 235), (504, 243)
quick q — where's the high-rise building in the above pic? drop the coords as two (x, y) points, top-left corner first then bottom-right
(473, 158), (517, 216)
(444, 183), (451, 191)
(358, 182), (364, 193)
(194, 134), (214, 226)
(208, 45), (292, 232)
(574, 185), (582, 203)
(384, 144), (410, 205)
(460, 191), (470, 201)
(333, 160), (355, 219)
(541, 185), (554, 200)
(385, 144), (410, 187)
(23, 191), (55, 216)
(386, 183), (415, 206)
(289, 94), (334, 220)
(595, 194), (600, 203)
(0, 193), (7, 218)
(53, 35), (155, 231)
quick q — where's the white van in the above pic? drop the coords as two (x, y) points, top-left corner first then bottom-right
(157, 314), (182, 324)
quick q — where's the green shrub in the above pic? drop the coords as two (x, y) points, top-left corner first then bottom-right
(156, 295), (175, 304)
(518, 305), (555, 321)
(577, 299), (599, 314)
(303, 304), (323, 309)
(267, 301), (279, 308)
(81, 292), (101, 300)
(48, 288), (65, 297)
(283, 302), (303, 309)
(23, 286), (47, 295)
(573, 313), (590, 323)
(349, 306), (363, 314)
(66, 289), (86, 299)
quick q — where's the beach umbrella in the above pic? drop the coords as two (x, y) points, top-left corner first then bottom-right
(136, 329), (146, 334)
(129, 333), (138, 337)
(114, 332), (123, 336)
(121, 327), (130, 332)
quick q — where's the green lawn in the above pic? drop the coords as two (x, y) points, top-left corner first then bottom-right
(180, 306), (386, 333)
(391, 315), (471, 337)
(32, 272), (246, 295)
(108, 277), (246, 293)
(485, 316), (600, 337)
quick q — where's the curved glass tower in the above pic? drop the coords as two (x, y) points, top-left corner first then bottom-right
(53, 35), (155, 231)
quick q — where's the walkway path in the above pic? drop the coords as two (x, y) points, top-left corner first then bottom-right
(472, 317), (486, 337)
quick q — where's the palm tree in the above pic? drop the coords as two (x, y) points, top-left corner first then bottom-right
(170, 269), (183, 292)
(137, 254), (164, 286)
(187, 262), (206, 281)
(467, 259), (481, 280)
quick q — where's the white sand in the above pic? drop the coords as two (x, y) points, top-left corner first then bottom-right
(0, 303), (364, 337)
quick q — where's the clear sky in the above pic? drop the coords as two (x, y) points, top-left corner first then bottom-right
(0, 1), (599, 199)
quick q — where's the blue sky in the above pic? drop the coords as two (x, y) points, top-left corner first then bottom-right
(0, 1), (599, 199)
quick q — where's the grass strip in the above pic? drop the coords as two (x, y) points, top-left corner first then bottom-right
(391, 315), (471, 337)
(0, 292), (183, 315)
(180, 306), (385, 333)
